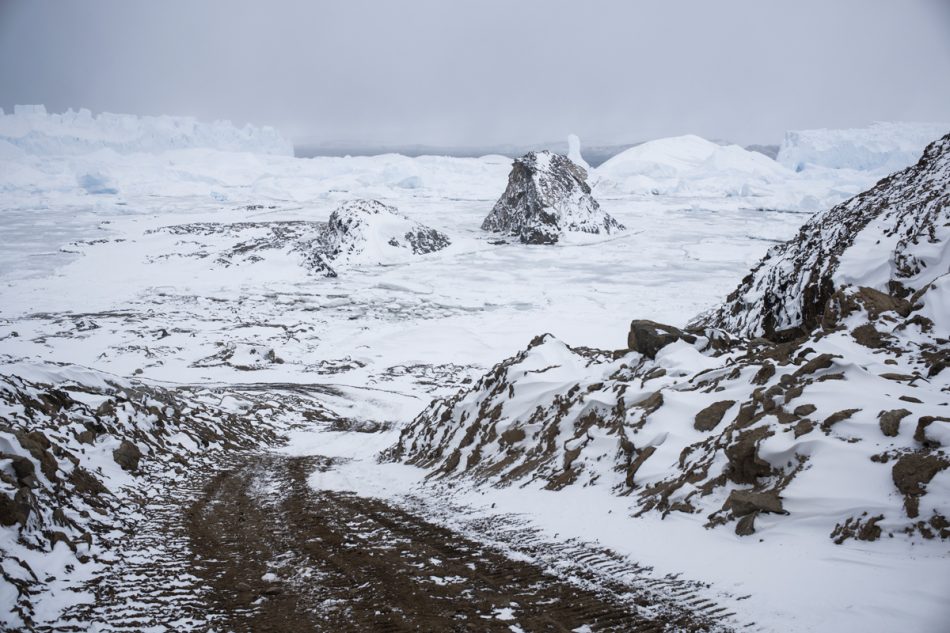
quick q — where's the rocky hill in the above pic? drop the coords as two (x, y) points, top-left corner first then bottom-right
(693, 132), (950, 343)
(305, 199), (451, 276)
(481, 151), (623, 244)
(385, 133), (950, 543)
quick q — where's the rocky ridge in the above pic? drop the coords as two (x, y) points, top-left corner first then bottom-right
(692, 132), (950, 342)
(481, 151), (623, 244)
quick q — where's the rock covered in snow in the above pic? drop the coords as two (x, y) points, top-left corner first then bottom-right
(306, 199), (451, 276)
(481, 151), (623, 244)
(777, 122), (950, 173)
(694, 131), (950, 342)
(0, 106), (293, 156)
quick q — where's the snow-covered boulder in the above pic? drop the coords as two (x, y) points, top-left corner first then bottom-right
(0, 106), (292, 156)
(777, 122), (949, 173)
(694, 131), (950, 342)
(482, 151), (622, 244)
(595, 134), (790, 197)
(306, 199), (451, 277)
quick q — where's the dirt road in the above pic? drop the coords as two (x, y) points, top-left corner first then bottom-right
(187, 454), (715, 632)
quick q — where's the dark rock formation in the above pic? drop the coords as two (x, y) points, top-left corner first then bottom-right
(482, 151), (623, 244)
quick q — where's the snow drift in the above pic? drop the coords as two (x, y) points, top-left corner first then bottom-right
(0, 105), (293, 156)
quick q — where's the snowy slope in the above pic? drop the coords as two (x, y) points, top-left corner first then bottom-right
(304, 199), (451, 276)
(0, 105), (292, 156)
(0, 360), (324, 629)
(777, 122), (949, 172)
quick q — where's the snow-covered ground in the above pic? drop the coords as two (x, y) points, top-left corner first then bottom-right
(1, 108), (947, 632)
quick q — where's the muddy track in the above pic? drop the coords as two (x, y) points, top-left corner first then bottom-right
(189, 454), (719, 632)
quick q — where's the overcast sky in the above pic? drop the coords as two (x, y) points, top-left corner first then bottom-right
(1, 0), (949, 147)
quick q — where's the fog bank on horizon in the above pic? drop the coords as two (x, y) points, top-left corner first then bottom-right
(1, 0), (949, 147)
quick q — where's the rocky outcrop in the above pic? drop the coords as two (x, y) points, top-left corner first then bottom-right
(692, 132), (950, 341)
(482, 151), (623, 244)
(306, 199), (450, 276)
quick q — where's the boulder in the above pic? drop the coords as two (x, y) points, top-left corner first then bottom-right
(627, 320), (696, 359)
(113, 440), (142, 472)
(724, 489), (785, 516)
(694, 400), (735, 432)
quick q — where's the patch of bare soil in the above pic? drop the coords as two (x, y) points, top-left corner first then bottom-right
(189, 454), (718, 632)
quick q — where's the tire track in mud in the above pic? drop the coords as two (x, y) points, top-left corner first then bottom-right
(188, 454), (727, 632)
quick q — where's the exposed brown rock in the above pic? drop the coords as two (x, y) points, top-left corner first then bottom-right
(725, 427), (773, 484)
(627, 320), (696, 359)
(892, 452), (949, 518)
(915, 416), (950, 446)
(724, 489), (785, 516)
(113, 440), (143, 472)
(878, 409), (911, 437)
(693, 400), (735, 432)
(821, 408), (860, 431)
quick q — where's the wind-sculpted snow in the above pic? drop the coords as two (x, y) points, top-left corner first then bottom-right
(0, 105), (292, 156)
(694, 132), (950, 341)
(482, 151), (623, 244)
(777, 122), (950, 172)
(387, 135), (950, 545)
(305, 199), (451, 276)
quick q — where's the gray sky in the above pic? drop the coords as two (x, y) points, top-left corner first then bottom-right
(1, 0), (949, 147)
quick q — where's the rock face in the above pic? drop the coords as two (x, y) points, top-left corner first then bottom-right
(385, 132), (950, 542)
(306, 199), (451, 276)
(481, 151), (623, 244)
(693, 132), (950, 342)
